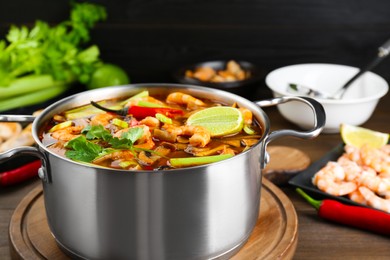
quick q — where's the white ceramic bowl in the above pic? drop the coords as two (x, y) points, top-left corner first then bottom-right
(265, 63), (389, 133)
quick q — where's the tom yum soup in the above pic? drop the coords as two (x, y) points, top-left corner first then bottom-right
(40, 90), (262, 170)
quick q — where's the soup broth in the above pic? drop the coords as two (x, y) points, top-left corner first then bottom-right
(40, 91), (262, 170)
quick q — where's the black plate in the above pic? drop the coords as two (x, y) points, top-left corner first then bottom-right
(172, 60), (265, 96)
(288, 143), (365, 207)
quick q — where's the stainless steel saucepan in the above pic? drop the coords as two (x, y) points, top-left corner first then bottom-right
(0, 84), (325, 260)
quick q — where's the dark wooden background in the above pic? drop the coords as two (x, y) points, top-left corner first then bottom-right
(1, 0), (390, 91)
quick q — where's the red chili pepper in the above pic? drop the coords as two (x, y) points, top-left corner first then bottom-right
(91, 101), (183, 119)
(296, 188), (390, 235)
(0, 160), (41, 186)
(127, 106), (184, 119)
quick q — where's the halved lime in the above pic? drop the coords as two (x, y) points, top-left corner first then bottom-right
(87, 63), (130, 89)
(340, 124), (389, 148)
(186, 106), (244, 137)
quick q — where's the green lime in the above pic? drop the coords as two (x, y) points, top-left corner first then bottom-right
(340, 124), (389, 148)
(87, 63), (130, 89)
(186, 106), (244, 137)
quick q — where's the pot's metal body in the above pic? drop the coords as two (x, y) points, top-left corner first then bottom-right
(0, 84), (325, 259)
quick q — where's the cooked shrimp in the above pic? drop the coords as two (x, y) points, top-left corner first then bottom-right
(380, 144), (390, 155)
(238, 107), (252, 125)
(0, 124), (34, 152)
(312, 162), (357, 196)
(348, 189), (367, 205)
(0, 122), (22, 140)
(166, 92), (206, 109)
(139, 116), (160, 128)
(360, 144), (390, 173)
(162, 124), (211, 147)
(90, 113), (115, 127)
(190, 67), (216, 81)
(337, 155), (362, 182)
(358, 186), (390, 213)
(181, 125), (211, 147)
(51, 125), (83, 141)
(360, 173), (390, 197)
(344, 144), (362, 164)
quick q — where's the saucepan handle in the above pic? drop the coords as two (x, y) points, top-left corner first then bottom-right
(0, 114), (36, 123)
(255, 96), (326, 168)
(0, 146), (51, 183)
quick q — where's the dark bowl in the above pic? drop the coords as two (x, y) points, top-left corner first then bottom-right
(172, 60), (265, 97)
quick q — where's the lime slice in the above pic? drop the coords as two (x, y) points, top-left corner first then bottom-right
(340, 124), (389, 148)
(186, 106), (244, 137)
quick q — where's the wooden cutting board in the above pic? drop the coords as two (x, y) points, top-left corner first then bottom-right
(264, 146), (311, 185)
(9, 178), (298, 260)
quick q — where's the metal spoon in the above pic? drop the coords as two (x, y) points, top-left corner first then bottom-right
(287, 38), (390, 99)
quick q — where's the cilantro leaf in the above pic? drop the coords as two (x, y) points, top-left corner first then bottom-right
(120, 127), (144, 144)
(65, 136), (102, 162)
(108, 137), (133, 149)
(83, 125), (112, 141)
(65, 125), (144, 162)
(108, 127), (144, 149)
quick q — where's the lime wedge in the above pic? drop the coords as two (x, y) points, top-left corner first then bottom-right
(186, 106), (244, 137)
(340, 124), (389, 148)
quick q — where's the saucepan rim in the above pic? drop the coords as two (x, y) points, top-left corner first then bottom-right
(31, 83), (270, 173)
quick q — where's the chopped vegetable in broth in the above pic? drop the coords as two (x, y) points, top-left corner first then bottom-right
(40, 90), (262, 170)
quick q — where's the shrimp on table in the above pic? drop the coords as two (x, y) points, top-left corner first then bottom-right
(344, 144), (362, 164)
(360, 144), (390, 173)
(358, 186), (390, 213)
(51, 125), (83, 141)
(348, 189), (367, 205)
(166, 92), (206, 109)
(360, 172), (390, 197)
(337, 155), (363, 182)
(312, 161), (357, 196)
(162, 124), (211, 147)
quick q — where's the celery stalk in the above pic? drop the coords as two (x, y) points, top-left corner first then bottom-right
(0, 84), (68, 112)
(0, 74), (64, 99)
(169, 154), (233, 168)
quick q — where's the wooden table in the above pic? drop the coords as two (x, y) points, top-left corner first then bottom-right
(0, 91), (389, 259)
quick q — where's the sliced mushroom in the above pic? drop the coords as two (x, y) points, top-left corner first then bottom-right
(185, 144), (228, 157)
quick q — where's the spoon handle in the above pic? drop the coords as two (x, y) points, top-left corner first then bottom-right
(336, 38), (390, 98)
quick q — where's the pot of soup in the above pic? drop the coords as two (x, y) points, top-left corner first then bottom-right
(0, 84), (325, 259)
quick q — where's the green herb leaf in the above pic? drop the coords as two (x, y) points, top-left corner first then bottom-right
(65, 136), (103, 162)
(109, 137), (133, 149)
(120, 127), (144, 144)
(83, 125), (112, 141)
(65, 125), (143, 162)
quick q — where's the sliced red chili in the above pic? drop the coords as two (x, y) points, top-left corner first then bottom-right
(91, 101), (183, 119)
(127, 106), (183, 119)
